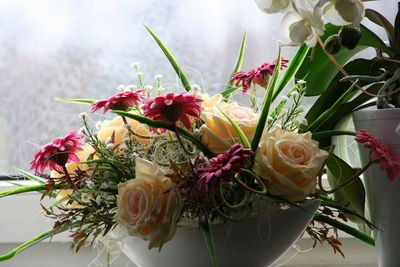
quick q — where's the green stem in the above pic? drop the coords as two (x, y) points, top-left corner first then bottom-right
(314, 214), (375, 246)
(0, 229), (63, 261)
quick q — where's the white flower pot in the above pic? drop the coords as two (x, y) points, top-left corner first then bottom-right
(122, 199), (321, 267)
(353, 108), (400, 267)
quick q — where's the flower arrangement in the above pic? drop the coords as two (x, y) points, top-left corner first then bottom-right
(1, 15), (400, 266)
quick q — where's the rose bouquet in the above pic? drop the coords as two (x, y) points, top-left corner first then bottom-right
(0, 21), (398, 266)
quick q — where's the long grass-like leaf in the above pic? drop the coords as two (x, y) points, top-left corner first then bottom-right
(314, 214), (375, 246)
(272, 44), (309, 102)
(319, 196), (375, 229)
(112, 110), (213, 157)
(55, 98), (95, 104)
(304, 80), (358, 133)
(312, 130), (356, 140)
(144, 25), (191, 92)
(219, 109), (250, 147)
(221, 32), (247, 99)
(199, 217), (218, 267)
(0, 185), (47, 198)
(0, 229), (64, 261)
(251, 47), (282, 151)
(15, 168), (46, 184)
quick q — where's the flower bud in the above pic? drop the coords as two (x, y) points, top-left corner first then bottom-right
(324, 34), (342, 55)
(339, 26), (361, 50)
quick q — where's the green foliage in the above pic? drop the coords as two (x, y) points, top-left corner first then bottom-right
(272, 44), (310, 102)
(55, 98), (95, 104)
(326, 155), (366, 227)
(314, 214), (374, 246)
(0, 185), (48, 198)
(199, 217), (218, 267)
(144, 25), (192, 92)
(0, 229), (63, 261)
(296, 24), (391, 97)
(219, 109), (250, 147)
(222, 32), (247, 99)
(250, 47), (282, 151)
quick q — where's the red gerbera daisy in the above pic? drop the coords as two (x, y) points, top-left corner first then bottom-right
(30, 130), (85, 174)
(355, 130), (400, 182)
(230, 58), (289, 93)
(91, 90), (147, 114)
(196, 144), (254, 190)
(142, 92), (203, 132)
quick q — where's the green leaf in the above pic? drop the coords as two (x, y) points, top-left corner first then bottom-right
(222, 32), (247, 99)
(112, 110), (213, 157)
(319, 196), (375, 229)
(15, 168), (46, 184)
(304, 80), (358, 133)
(55, 98), (95, 104)
(78, 159), (109, 164)
(199, 217), (218, 267)
(359, 24), (393, 56)
(219, 109), (250, 147)
(0, 229), (64, 261)
(314, 214), (374, 246)
(326, 154), (366, 226)
(312, 130), (356, 140)
(272, 44), (310, 102)
(0, 185), (47, 198)
(144, 25), (191, 92)
(305, 58), (383, 125)
(296, 24), (391, 96)
(365, 8), (395, 46)
(251, 47), (282, 151)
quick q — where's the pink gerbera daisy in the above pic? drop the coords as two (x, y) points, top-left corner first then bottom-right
(230, 58), (289, 93)
(355, 130), (400, 182)
(142, 92), (203, 131)
(91, 90), (147, 114)
(30, 130), (85, 174)
(196, 144), (254, 190)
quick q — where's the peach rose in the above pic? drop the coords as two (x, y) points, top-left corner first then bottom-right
(116, 158), (178, 248)
(254, 126), (328, 199)
(97, 116), (152, 147)
(51, 144), (95, 208)
(200, 94), (259, 154)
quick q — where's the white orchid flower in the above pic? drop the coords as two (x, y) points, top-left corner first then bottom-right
(281, 0), (325, 47)
(318, 0), (365, 25)
(255, 0), (291, 13)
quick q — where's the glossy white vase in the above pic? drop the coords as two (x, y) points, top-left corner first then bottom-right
(122, 199), (321, 267)
(353, 108), (400, 267)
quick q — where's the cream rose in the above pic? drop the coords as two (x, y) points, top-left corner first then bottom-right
(200, 94), (259, 154)
(97, 116), (152, 147)
(254, 126), (328, 199)
(51, 144), (95, 208)
(116, 158), (178, 249)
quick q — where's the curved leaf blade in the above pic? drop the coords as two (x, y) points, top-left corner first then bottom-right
(144, 25), (191, 92)
(222, 32), (247, 99)
(251, 47), (282, 151)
